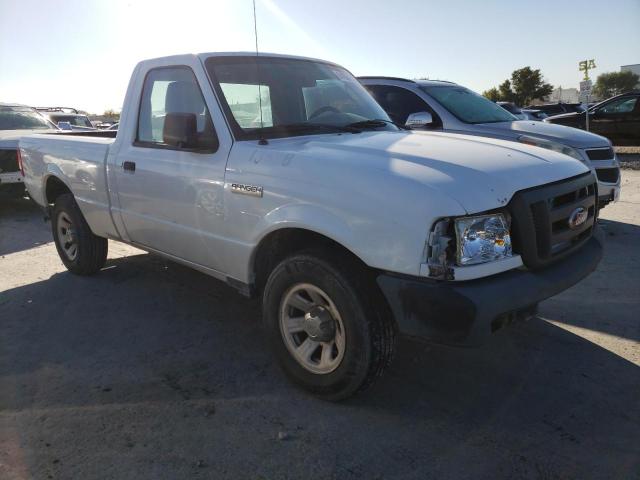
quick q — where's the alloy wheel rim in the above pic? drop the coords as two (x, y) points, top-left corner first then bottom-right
(56, 211), (78, 261)
(279, 283), (346, 374)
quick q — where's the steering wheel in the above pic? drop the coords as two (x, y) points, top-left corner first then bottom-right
(309, 106), (340, 120)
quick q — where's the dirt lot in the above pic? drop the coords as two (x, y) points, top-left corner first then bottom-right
(1, 172), (639, 480)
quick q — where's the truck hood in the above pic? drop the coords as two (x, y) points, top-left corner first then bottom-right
(273, 130), (590, 214)
(472, 119), (607, 148)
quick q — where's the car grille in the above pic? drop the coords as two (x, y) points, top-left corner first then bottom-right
(595, 167), (619, 184)
(586, 148), (614, 160)
(0, 149), (19, 174)
(508, 172), (597, 269)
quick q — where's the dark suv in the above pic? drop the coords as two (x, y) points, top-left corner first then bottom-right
(527, 102), (586, 117)
(544, 92), (640, 146)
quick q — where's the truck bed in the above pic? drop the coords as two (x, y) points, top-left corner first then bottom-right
(20, 133), (118, 239)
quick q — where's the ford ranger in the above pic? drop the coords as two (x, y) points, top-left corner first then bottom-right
(20, 53), (603, 400)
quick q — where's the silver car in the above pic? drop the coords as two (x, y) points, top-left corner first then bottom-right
(360, 77), (620, 208)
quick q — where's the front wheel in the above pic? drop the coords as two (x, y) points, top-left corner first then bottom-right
(51, 193), (108, 275)
(263, 250), (396, 401)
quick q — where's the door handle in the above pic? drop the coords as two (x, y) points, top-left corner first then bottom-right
(123, 161), (136, 172)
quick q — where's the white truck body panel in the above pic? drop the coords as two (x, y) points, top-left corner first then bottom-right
(20, 52), (590, 286)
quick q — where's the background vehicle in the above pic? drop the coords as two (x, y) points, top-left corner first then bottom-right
(544, 91), (640, 146)
(0, 103), (57, 197)
(37, 107), (96, 131)
(497, 101), (526, 119)
(21, 53), (602, 400)
(528, 102), (586, 116)
(498, 103), (547, 121)
(360, 77), (620, 208)
(521, 108), (547, 121)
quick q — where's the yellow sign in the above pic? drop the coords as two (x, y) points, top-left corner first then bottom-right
(579, 59), (596, 80)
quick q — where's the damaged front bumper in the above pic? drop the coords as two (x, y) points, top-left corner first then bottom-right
(377, 228), (603, 346)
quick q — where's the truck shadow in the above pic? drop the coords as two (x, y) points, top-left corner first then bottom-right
(1, 247), (639, 478)
(0, 195), (51, 256)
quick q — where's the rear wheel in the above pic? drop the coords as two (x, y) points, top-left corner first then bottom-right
(51, 194), (108, 275)
(263, 250), (396, 401)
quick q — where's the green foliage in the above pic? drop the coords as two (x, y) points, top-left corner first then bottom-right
(103, 109), (120, 121)
(482, 87), (500, 101)
(484, 67), (553, 106)
(498, 80), (516, 103)
(593, 71), (640, 99)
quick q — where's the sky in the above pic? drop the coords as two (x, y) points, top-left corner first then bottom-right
(1, 0), (638, 113)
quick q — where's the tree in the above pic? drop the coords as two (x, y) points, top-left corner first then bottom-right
(498, 80), (516, 103)
(484, 67), (553, 106)
(103, 109), (120, 121)
(482, 87), (500, 101)
(593, 71), (640, 99)
(509, 67), (553, 106)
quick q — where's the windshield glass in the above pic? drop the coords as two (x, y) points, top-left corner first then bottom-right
(206, 56), (397, 139)
(49, 114), (93, 128)
(421, 85), (516, 124)
(0, 106), (53, 130)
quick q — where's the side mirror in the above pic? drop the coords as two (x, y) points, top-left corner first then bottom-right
(57, 121), (73, 131)
(163, 112), (198, 148)
(405, 111), (433, 129)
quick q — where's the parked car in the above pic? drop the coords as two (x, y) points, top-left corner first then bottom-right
(521, 108), (548, 121)
(497, 103), (547, 121)
(497, 102), (527, 119)
(544, 91), (640, 146)
(21, 53), (603, 400)
(527, 102), (586, 116)
(0, 103), (58, 197)
(106, 122), (118, 131)
(37, 107), (95, 131)
(359, 77), (620, 208)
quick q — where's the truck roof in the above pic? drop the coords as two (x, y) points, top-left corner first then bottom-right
(137, 51), (343, 69)
(358, 77), (456, 87)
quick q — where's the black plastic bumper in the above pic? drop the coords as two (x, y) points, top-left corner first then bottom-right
(377, 228), (603, 346)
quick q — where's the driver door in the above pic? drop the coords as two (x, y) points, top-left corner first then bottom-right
(111, 63), (233, 272)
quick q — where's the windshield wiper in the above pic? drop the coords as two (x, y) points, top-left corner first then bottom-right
(274, 122), (361, 134)
(345, 119), (403, 130)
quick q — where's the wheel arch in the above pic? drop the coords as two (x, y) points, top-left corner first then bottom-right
(251, 226), (371, 297)
(44, 174), (72, 205)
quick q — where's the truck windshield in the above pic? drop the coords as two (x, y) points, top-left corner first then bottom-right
(0, 106), (53, 130)
(420, 85), (516, 124)
(206, 56), (398, 140)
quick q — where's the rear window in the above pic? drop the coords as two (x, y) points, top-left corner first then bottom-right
(49, 114), (93, 128)
(0, 106), (53, 130)
(421, 86), (515, 124)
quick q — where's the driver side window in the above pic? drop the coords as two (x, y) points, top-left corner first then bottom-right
(599, 97), (637, 114)
(365, 85), (440, 127)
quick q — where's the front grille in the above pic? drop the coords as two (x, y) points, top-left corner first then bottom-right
(586, 148), (614, 161)
(595, 167), (619, 184)
(508, 172), (597, 269)
(0, 149), (19, 173)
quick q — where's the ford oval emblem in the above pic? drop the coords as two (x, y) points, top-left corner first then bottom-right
(568, 207), (588, 230)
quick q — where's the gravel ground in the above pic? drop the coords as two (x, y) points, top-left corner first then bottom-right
(1, 172), (639, 480)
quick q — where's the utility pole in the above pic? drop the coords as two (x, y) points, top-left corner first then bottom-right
(579, 59), (596, 131)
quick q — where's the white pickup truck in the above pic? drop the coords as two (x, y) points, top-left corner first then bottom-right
(21, 52), (603, 400)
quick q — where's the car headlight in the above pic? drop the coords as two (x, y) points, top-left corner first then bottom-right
(454, 214), (512, 266)
(518, 135), (584, 162)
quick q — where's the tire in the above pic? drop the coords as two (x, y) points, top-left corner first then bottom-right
(51, 193), (108, 275)
(263, 249), (396, 401)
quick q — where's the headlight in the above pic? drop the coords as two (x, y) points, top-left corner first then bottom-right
(518, 135), (584, 162)
(455, 214), (512, 266)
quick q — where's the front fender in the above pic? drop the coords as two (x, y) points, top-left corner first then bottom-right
(253, 202), (358, 255)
